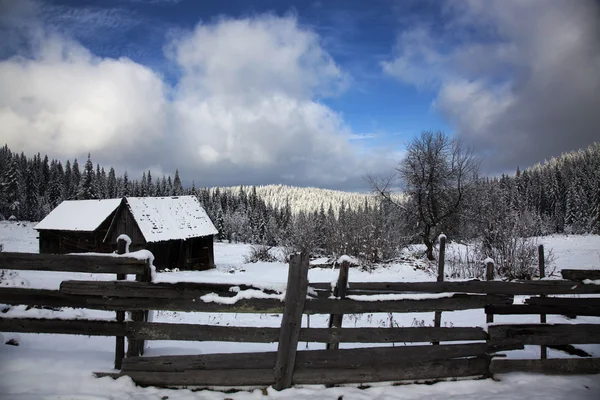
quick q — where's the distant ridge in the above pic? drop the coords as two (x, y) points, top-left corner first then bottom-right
(213, 184), (404, 215)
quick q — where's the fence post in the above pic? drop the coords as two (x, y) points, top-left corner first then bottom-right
(433, 235), (446, 345)
(485, 258), (495, 324)
(127, 258), (152, 358)
(114, 238), (127, 369)
(274, 252), (309, 391)
(539, 244), (547, 360)
(326, 260), (350, 350)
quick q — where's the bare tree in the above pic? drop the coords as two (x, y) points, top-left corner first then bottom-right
(371, 131), (479, 260)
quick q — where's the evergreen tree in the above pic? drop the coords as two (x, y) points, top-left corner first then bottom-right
(77, 154), (97, 200)
(107, 167), (117, 198)
(173, 169), (183, 195)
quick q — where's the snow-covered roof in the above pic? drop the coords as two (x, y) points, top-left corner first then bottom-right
(125, 196), (218, 243)
(35, 199), (121, 231)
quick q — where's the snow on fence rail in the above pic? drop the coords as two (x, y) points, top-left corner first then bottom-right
(1, 250), (600, 389)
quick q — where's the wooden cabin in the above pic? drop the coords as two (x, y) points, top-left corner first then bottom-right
(36, 196), (218, 271)
(35, 199), (121, 254)
(104, 196), (217, 271)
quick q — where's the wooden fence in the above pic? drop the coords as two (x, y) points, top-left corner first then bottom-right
(1, 249), (600, 389)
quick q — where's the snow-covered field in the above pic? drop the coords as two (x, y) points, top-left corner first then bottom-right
(1, 221), (599, 399)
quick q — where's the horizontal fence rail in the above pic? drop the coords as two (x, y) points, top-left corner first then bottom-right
(0, 317), (490, 344)
(491, 358), (600, 375)
(310, 280), (600, 295)
(98, 357), (491, 387)
(561, 269), (600, 281)
(0, 287), (514, 314)
(0, 252), (147, 274)
(488, 324), (600, 346)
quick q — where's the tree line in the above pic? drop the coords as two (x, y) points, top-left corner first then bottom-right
(0, 140), (598, 266)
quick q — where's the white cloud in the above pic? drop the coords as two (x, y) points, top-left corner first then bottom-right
(0, 34), (167, 163)
(0, 6), (386, 189)
(167, 15), (377, 187)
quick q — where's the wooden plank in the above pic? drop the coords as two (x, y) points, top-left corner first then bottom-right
(126, 322), (487, 343)
(0, 287), (286, 313)
(561, 269), (600, 281)
(433, 236), (446, 345)
(127, 322), (281, 342)
(525, 297), (600, 307)
(60, 280), (280, 298)
(274, 252), (310, 390)
(0, 288), (510, 314)
(113, 357), (490, 387)
(538, 244), (547, 360)
(0, 252), (146, 274)
(486, 304), (600, 317)
(292, 357), (490, 385)
(304, 294), (513, 315)
(0, 317), (125, 336)
(490, 358), (600, 375)
(301, 326), (488, 344)
(115, 240), (127, 370)
(0, 288), (92, 309)
(127, 259), (152, 358)
(114, 368), (276, 387)
(488, 324), (600, 345)
(121, 343), (489, 373)
(327, 260), (349, 350)
(486, 260), (495, 324)
(309, 280), (600, 295)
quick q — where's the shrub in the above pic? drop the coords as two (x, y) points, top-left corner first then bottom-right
(244, 245), (278, 263)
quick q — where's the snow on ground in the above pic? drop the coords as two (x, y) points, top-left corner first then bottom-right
(1, 221), (600, 399)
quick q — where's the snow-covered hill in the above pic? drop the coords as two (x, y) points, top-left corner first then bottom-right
(215, 184), (404, 214)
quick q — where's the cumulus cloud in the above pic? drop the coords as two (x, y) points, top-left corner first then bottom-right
(0, 3), (386, 189)
(0, 37), (167, 166)
(168, 16), (371, 187)
(384, 0), (600, 173)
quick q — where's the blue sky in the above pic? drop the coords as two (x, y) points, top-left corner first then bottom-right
(1, 0), (599, 190)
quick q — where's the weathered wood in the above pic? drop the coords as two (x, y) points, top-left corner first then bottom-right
(490, 358), (600, 375)
(304, 294), (513, 315)
(274, 252), (310, 390)
(433, 236), (446, 345)
(112, 357), (490, 387)
(485, 260), (495, 324)
(292, 357), (490, 385)
(1, 287), (512, 314)
(60, 280), (280, 298)
(525, 297), (600, 307)
(121, 343), (489, 373)
(0, 317), (126, 336)
(487, 304), (600, 317)
(538, 245), (547, 359)
(113, 368), (276, 387)
(0, 287), (96, 309)
(309, 280), (600, 295)
(0, 287), (286, 313)
(488, 324), (600, 346)
(127, 322), (281, 342)
(301, 326), (488, 344)
(0, 252), (146, 274)
(327, 260), (350, 350)
(561, 269), (600, 281)
(116, 274), (126, 369)
(126, 322), (488, 343)
(127, 259), (151, 358)
(115, 238), (128, 369)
